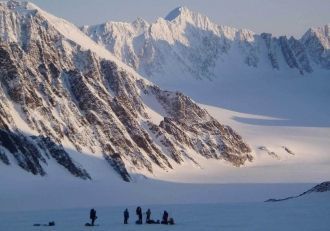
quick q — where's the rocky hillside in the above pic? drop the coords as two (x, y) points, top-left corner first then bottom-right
(265, 181), (330, 202)
(82, 6), (330, 81)
(0, 1), (252, 181)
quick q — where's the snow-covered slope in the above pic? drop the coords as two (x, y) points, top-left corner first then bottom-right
(0, 1), (254, 182)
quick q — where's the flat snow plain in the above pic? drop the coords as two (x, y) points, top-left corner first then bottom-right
(1, 192), (329, 231)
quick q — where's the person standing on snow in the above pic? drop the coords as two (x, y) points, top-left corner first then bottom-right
(124, 208), (129, 224)
(90, 208), (97, 226)
(136, 206), (142, 224)
(161, 210), (169, 224)
(146, 208), (151, 223)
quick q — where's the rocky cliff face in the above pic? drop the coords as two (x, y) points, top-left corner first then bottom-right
(82, 7), (329, 80)
(301, 24), (330, 69)
(0, 1), (252, 181)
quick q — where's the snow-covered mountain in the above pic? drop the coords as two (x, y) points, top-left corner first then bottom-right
(0, 1), (254, 181)
(301, 24), (330, 69)
(80, 6), (330, 184)
(82, 6), (329, 81)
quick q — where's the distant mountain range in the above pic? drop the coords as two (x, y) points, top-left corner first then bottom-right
(82, 6), (330, 83)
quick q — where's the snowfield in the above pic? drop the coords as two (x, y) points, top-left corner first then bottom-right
(1, 192), (329, 231)
(153, 69), (330, 183)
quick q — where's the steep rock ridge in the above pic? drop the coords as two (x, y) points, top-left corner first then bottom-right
(83, 7), (329, 80)
(0, 128), (46, 176)
(0, 149), (10, 165)
(301, 24), (330, 69)
(0, 1), (252, 181)
(142, 85), (253, 166)
(0, 127), (90, 179)
(33, 136), (91, 179)
(278, 36), (312, 74)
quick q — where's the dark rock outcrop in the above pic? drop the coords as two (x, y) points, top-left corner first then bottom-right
(0, 149), (10, 165)
(265, 181), (330, 202)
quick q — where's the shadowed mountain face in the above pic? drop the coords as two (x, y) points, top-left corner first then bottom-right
(82, 7), (329, 80)
(0, 128), (91, 180)
(0, 1), (252, 181)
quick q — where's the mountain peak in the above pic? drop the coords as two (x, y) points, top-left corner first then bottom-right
(132, 17), (149, 28)
(164, 6), (216, 30)
(304, 24), (330, 36)
(164, 6), (210, 24)
(301, 24), (330, 50)
(0, 0), (123, 66)
(0, 0), (38, 10)
(165, 6), (192, 21)
(1, 0), (29, 12)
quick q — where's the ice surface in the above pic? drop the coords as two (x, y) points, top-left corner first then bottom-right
(0, 192), (329, 231)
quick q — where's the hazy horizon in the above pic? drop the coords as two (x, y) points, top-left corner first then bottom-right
(18, 0), (330, 38)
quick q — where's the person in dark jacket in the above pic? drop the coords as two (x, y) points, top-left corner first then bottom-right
(135, 206), (142, 224)
(90, 208), (97, 226)
(124, 208), (129, 224)
(169, 217), (175, 225)
(161, 210), (169, 224)
(145, 208), (159, 224)
(146, 208), (151, 223)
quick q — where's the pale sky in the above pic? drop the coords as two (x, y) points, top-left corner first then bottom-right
(23, 0), (330, 38)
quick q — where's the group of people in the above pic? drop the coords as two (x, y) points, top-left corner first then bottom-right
(87, 207), (175, 226)
(126, 207), (174, 225)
